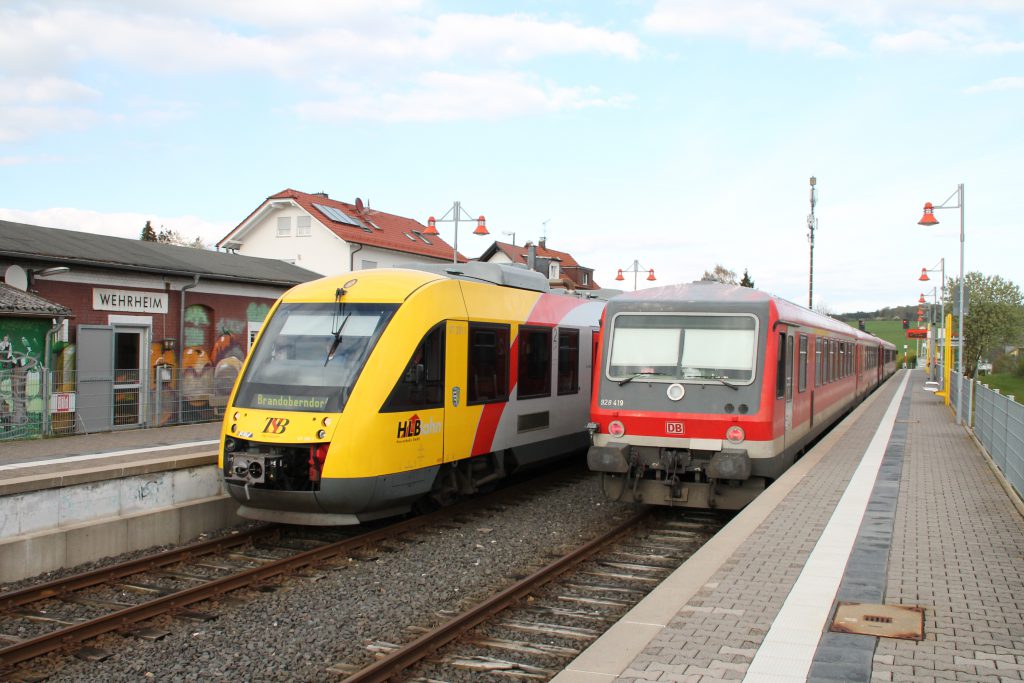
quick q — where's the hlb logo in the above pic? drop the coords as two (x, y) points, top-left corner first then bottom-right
(397, 414), (421, 438)
(263, 417), (290, 434)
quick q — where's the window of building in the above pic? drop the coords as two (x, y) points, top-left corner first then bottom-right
(549, 263), (559, 279)
(382, 324), (445, 412)
(277, 216), (291, 237)
(518, 326), (552, 399)
(468, 323), (509, 404)
(361, 260), (377, 269)
(581, 272), (589, 286)
(798, 334), (808, 392)
(296, 215), (311, 237)
(557, 328), (580, 395)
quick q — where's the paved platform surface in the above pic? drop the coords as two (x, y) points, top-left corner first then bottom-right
(0, 422), (220, 494)
(556, 370), (1024, 683)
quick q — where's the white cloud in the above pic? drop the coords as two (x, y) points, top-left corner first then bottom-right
(965, 76), (1024, 93)
(644, 0), (849, 56)
(296, 71), (632, 123)
(644, 0), (1024, 56)
(0, 207), (229, 244)
(0, 3), (641, 139)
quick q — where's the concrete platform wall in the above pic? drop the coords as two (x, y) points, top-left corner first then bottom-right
(0, 466), (244, 583)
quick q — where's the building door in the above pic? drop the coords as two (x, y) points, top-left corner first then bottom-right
(77, 325), (114, 433)
(113, 327), (147, 427)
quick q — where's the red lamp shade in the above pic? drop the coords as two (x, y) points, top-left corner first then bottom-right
(424, 216), (440, 236)
(918, 202), (939, 226)
(614, 269), (624, 281)
(473, 216), (489, 236)
(918, 295), (926, 304)
(647, 269), (656, 282)
(919, 268), (930, 282)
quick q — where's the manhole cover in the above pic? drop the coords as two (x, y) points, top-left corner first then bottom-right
(830, 602), (924, 640)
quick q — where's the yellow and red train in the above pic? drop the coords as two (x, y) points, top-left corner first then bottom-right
(587, 281), (897, 509)
(219, 263), (604, 525)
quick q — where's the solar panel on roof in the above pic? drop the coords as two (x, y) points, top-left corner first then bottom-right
(313, 203), (363, 228)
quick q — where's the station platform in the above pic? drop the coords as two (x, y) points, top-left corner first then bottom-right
(555, 370), (1024, 683)
(0, 422), (231, 583)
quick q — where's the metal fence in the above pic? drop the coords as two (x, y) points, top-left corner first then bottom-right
(1, 366), (223, 441)
(967, 373), (1024, 501)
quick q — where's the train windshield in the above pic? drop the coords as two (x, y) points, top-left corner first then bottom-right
(234, 302), (398, 413)
(607, 313), (758, 384)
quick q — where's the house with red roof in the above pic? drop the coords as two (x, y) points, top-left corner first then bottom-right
(217, 189), (464, 275)
(477, 238), (600, 291)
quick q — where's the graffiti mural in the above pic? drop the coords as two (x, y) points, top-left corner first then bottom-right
(0, 319), (48, 439)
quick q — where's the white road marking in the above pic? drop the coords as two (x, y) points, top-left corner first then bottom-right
(743, 371), (910, 682)
(0, 440), (219, 472)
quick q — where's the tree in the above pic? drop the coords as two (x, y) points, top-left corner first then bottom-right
(948, 272), (1024, 377)
(154, 226), (208, 249)
(701, 264), (737, 284)
(739, 269), (755, 288)
(140, 220), (157, 241)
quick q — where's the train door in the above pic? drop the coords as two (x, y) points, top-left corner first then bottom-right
(775, 330), (794, 450)
(443, 319), (471, 463)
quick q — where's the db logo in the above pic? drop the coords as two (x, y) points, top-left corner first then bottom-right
(665, 421), (685, 435)
(262, 417), (290, 434)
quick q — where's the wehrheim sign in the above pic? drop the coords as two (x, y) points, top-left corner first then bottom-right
(93, 288), (169, 314)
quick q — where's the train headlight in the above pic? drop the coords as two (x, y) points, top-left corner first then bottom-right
(726, 426), (745, 444)
(322, 417), (331, 427)
(233, 411), (240, 421)
(230, 423), (238, 433)
(224, 437), (237, 453)
(317, 429), (327, 439)
(608, 420), (626, 438)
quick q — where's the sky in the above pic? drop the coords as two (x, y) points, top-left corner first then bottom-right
(1, 1), (1021, 314)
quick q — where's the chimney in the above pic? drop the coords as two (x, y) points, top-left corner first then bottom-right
(313, 191), (329, 198)
(538, 237), (546, 250)
(527, 242), (537, 270)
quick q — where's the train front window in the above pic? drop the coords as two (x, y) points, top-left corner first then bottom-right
(608, 314), (758, 384)
(234, 302), (397, 413)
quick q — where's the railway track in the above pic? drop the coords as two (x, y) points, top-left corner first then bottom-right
(0, 466), (585, 679)
(332, 508), (728, 682)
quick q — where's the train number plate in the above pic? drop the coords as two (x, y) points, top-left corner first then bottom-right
(665, 421), (685, 435)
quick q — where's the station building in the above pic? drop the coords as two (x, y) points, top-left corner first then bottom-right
(0, 219), (318, 436)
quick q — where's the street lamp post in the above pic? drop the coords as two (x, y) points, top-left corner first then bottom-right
(614, 260), (656, 291)
(807, 175), (818, 310)
(918, 258), (946, 383)
(424, 201), (489, 264)
(918, 184), (965, 425)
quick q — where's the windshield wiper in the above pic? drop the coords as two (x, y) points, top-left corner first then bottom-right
(325, 287), (349, 366)
(708, 377), (740, 391)
(619, 372), (657, 386)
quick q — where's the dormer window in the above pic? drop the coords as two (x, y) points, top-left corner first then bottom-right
(549, 263), (560, 279)
(582, 272), (589, 286)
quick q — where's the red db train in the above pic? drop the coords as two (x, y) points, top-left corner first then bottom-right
(587, 281), (897, 509)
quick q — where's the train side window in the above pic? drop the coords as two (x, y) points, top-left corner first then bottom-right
(776, 332), (786, 399)
(798, 334), (808, 392)
(815, 338), (822, 387)
(381, 323), (446, 412)
(518, 326), (552, 399)
(557, 328), (580, 395)
(468, 323), (510, 404)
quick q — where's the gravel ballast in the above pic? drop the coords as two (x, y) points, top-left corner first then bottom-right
(18, 469), (639, 682)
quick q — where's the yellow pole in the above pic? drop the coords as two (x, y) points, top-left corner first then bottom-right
(936, 313), (953, 406)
